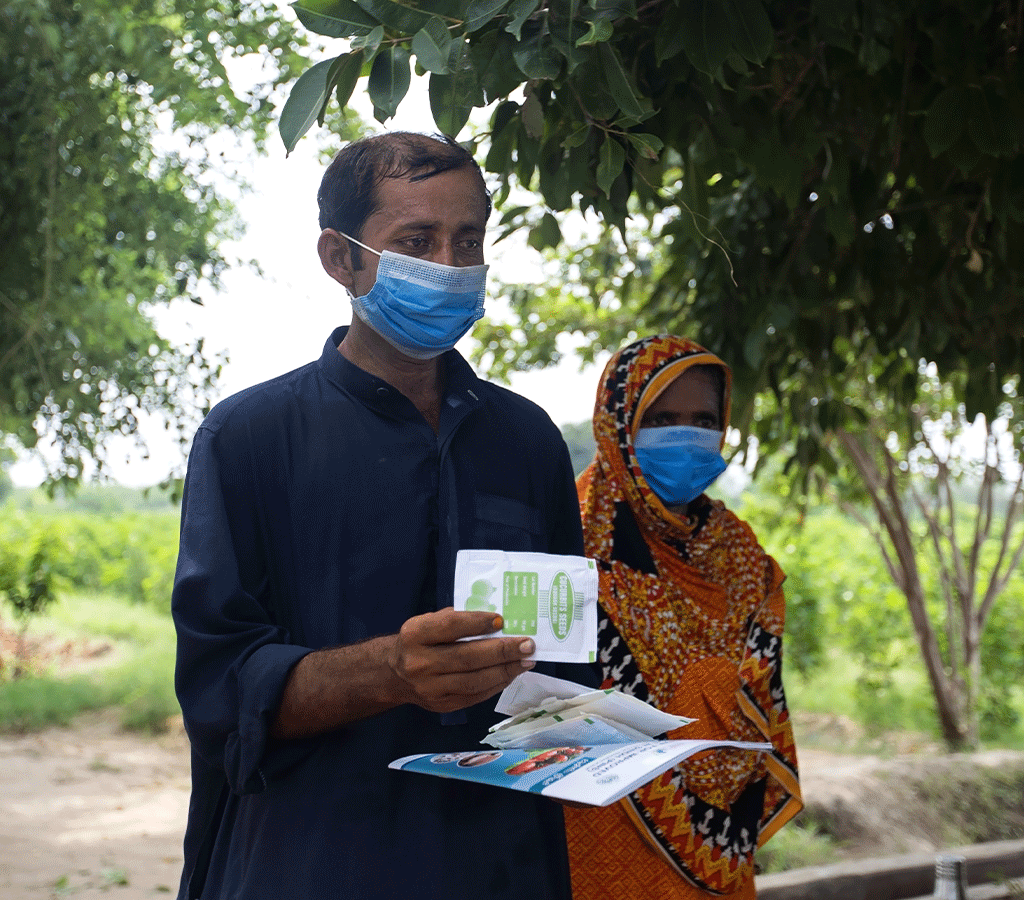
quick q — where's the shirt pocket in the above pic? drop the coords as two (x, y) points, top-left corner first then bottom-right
(472, 493), (545, 551)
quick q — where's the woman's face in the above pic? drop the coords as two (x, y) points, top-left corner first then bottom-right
(637, 367), (722, 432)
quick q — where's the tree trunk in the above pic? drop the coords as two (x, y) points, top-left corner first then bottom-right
(836, 428), (972, 748)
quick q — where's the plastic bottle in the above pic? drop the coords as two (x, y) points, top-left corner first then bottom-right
(932, 854), (967, 900)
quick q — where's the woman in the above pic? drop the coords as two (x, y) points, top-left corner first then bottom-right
(565, 334), (802, 898)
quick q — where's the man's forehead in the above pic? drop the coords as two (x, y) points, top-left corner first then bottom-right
(373, 168), (488, 225)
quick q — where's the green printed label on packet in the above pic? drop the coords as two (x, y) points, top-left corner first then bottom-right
(547, 572), (574, 642)
(502, 571), (538, 635)
(454, 550), (598, 663)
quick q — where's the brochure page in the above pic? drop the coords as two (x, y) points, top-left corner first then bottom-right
(389, 739), (772, 807)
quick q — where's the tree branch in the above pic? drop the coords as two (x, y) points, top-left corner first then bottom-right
(978, 460), (1024, 625)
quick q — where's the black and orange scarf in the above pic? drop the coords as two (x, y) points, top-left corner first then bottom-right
(566, 335), (801, 898)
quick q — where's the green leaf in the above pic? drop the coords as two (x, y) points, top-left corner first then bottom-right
(521, 88), (545, 138)
(350, 24), (384, 54)
(654, 2), (688, 62)
(727, 0), (773, 64)
(923, 85), (970, 158)
(571, 53), (620, 119)
(412, 18), (453, 73)
(597, 43), (644, 120)
(562, 123), (590, 148)
(291, 1), (379, 38)
(516, 127), (540, 187)
(491, 99), (520, 136)
(626, 132), (663, 160)
(332, 50), (365, 111)
(485, 103), (519, 173)
(743, 324), (766, 368)
(577, 18), (613, 47)
(967, 85), (1021, 157)
(513, 28), (562, 79)
(679, 0), (732, 76)
(586, 0), (637, 20)
(280, 58), (340, 155)
(497, 204), (530, 226)
(539, 142), (572, 210)
(528, 212), (563, 250)
(596, 134), (625, 197)
(465, 0), (512, 32)
(505, 0), (540, 39)
(368, 45), (412, 121)
(468, 28), (525, 102)
(352, 0), (433, 32)
(428, 40), (482, 135)
(318, 55), (351, 126)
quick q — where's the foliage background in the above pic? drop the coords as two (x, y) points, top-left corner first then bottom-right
(2, 477), (1022, 745)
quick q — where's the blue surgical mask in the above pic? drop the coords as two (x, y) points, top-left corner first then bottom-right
(633, 425), (727, 506)
(339, 233), (487, 360)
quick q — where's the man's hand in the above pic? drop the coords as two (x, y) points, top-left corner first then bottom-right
(388, 608), (535, 714)
(272, 609), (535, 739)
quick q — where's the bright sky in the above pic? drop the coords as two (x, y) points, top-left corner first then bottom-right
(9, 76), (608, 488)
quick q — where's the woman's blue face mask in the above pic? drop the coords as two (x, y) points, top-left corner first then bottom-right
(633, 425), (726, 506)
(340, 232), (487, 360)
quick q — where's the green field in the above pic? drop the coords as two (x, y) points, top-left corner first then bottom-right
(2, 484), (1022, 744)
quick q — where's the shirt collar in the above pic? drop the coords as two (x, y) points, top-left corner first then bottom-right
(318, 325), (484, 416)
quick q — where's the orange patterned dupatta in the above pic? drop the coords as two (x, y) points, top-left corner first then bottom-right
(565, 335), (802, 898)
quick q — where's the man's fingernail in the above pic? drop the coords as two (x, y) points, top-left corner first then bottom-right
(519, 639), (535, 655)
(492, 616), (504, 631)
(521, 659), (536, 670)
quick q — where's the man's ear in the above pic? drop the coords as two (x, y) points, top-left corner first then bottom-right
(318, 229), (356, 291)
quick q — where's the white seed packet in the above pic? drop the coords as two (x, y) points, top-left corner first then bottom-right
(483, 672), (695, 749)
(453, 549), (598, 663)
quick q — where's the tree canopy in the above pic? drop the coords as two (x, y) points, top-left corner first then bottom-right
(283, 0), (1022, 434)
(0, 0), (306, 487)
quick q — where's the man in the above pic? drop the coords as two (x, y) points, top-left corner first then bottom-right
(171, 132), (590, 900)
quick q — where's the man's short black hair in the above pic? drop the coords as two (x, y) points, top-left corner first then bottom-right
(317, 132), (492, 268)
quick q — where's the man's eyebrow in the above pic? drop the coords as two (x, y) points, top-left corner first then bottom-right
(408, 165), (456, 183)
(392, 220), (484, 233)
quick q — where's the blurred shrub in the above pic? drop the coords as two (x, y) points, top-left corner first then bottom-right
(0, 504), (178, 611)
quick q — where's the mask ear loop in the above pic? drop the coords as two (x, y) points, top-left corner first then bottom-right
(334, 231), (382, 303)
(336, 231), (383, 258)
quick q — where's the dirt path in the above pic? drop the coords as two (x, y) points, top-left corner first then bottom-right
(1, 712), (1021, 899)
(0, 712), (191, 899)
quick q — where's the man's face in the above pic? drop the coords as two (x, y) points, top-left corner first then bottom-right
(348, 165), (488, 298)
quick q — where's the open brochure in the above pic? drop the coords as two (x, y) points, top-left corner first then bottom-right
(389, 673), (772, 807)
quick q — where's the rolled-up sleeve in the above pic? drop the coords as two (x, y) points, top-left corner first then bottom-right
(173, 423), (312, 795)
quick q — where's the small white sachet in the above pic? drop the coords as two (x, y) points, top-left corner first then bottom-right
(453, 549), (598, 663)
(482, 671), (695, 749)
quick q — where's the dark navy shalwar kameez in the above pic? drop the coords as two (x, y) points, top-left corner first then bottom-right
(172, 327), (591, 900)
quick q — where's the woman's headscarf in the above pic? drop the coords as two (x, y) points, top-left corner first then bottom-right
(575, 334), (801, 894)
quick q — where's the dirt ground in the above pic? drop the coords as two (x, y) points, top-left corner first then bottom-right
(1, 707), (1022, 899)
(0, 712), (191, 899)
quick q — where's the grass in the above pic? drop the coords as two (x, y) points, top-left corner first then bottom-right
(0, 591), (178, 733)
(784, 646), (1024, 753)
(758, 817), (846, 874)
